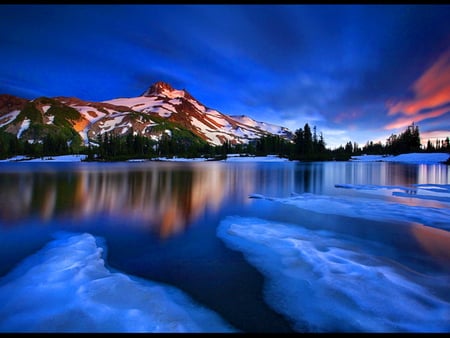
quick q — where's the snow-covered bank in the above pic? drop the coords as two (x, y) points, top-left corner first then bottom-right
(222, 154), (289, 162)
(146, 154), (289, 162)
(0, 155), (87, 162)
(1, 153), (447, 164)
(0, 154), (289, 163)
(351, 152), (449, 164)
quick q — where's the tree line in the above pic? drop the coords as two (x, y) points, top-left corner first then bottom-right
(1, 122), (449, 161)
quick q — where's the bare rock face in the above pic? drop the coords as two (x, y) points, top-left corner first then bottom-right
(0, 94), (28, 115)
(142, 81), (175, 96)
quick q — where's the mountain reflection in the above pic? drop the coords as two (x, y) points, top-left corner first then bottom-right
(0, 161), (442, 238)
(0, 163), (260, 238)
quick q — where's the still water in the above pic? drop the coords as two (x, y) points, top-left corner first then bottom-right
(0, 160), (449, 332)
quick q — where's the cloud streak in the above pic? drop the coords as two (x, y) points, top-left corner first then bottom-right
(385, 50), (450, 130)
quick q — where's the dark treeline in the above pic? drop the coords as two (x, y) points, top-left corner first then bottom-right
(1, 122), (449, 161)
(84, 129), (213, 161)
(0, 130), (79, 159)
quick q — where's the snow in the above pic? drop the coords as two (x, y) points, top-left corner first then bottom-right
(0, 110), (20, 127)
(206, 114), (228, 128)
(217, 216), (450, 332)
(154, 157), (208, 162)
(76, 106), (106, 123)
(103, 96), (159, 109)
(223, 155), (289, 162)
(99, 115), (125, 133)
(152, 105), (176, 117)
(231, 115), (284, 134)
(189, 116), (224, 145)
(0, 155), (87, 162)
(103, 97), (179, 118)
(161, 88), (186, 99)
(230, 115), (258, 127)
(151, 155), (290, 162)
(187, 98), (206, 113)
(335, 183), (450, 203)
(46, 115), (55, 124)
(16, 119), (30, 138)
(351, 153), (449, 163)
(0, 232), (237, 333)
(169, 98), (182, 105)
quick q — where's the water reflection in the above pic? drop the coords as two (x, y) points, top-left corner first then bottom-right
(0, 161), (448, 238)
(0, 162), (296, 238)
(0, 164), (222, 237)
(410, 222), (450, 267)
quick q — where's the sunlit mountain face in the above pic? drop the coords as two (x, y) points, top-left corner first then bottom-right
(0, 81), (293, 148)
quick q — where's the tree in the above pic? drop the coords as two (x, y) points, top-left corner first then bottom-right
(303, 123), (313, 155)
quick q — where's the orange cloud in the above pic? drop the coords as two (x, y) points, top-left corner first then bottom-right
(385, 50), (450, 129)
(384, 105), (449, 130)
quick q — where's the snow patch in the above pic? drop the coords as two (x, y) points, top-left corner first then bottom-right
(17, 119), (30, 138)
(0, 110), (20, 127)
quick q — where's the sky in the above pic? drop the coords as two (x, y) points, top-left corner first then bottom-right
(1, 4), (450, 149)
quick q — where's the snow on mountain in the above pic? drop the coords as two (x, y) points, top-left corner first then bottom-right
(102, 81), (294, 146)
(230, 114), (292, 138)
(0, 82), (294, 147)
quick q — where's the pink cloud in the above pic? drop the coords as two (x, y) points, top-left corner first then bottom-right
(385, 50), (450, 129)
(384, 106), (449, 130)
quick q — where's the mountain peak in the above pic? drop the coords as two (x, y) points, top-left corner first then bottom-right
(144, 81), (174, 96)
(142, 81), (196, 101)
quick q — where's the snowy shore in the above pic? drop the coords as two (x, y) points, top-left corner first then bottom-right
(0, 152), (448, 164)
(350, 152), (449, 164)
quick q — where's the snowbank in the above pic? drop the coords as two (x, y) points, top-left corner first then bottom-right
(0, 155), (87, 162)
(351, 153), (449, 164)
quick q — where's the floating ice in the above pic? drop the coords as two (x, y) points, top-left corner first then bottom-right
(249, 187), (450, 231)
(0, 232), (236, 333)
(335, 183), (450, 203)
(217, 216), (450, 332)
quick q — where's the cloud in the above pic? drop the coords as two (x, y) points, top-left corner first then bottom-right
(421, 130), (450, 143)
(385, 105), (450, 130)
(385, 50), (450, 129)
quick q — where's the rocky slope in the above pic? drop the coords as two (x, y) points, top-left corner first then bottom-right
(0, 81), (293, 147)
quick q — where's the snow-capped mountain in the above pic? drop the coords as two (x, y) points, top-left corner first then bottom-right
(0, 81), (293, 147)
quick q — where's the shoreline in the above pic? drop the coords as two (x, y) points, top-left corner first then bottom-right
(0, 152), (449, 164)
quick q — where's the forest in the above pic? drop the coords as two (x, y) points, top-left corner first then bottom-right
(0, 122), (449, 162)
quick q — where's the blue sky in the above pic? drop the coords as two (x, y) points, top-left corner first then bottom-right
(1, 4), (450, 148)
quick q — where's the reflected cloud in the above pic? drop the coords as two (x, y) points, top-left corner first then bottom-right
(410, 222), (450, 267)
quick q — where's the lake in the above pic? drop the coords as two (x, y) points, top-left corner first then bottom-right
(0, 160), (449, 332)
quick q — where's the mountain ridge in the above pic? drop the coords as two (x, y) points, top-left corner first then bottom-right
(0, 81), (294, 148)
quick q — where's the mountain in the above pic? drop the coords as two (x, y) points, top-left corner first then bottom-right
(0, 81), (293, 147)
